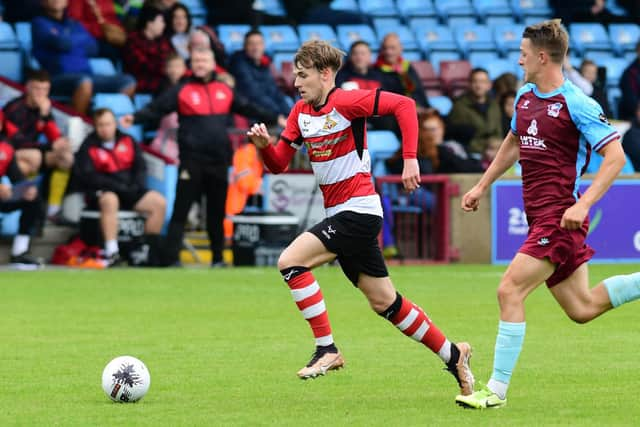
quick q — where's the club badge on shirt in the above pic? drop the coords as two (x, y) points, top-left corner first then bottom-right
(547, 102), (563, 118)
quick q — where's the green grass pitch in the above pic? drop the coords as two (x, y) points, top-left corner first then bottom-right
(1, 264), (639, 426)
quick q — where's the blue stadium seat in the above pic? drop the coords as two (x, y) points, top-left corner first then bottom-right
(337, 25), (378, 51)
(586, 151), (635, 175)
(569, 23), (611, 56)
(625, 51), (637, 64)
(330, 0), (359, 12)
(523, 16), (547, 26)
(258, 25), (300, 54)
(429, 95), (453, 116)
(180, 0), (207, 18)
(134, 93), (153, 110)
(506, 50), (524, 79)
(435, 0), (474, 20)
(428, 50), (462, 73)
(376, 25), (418, 51)
(217, 24), (251, 53)
(403, 50), (423, 61)
(446, 16), (478, 28)
(297, 24), (338, 44)
(600, 57), (629, 89)
(408, 18), (440, 34)
(510, 0), (552, 20)
(414, 26), (458, 55)
(485, 16), (517, 27)
(397, 0), (437, 19)
(455, 25), (496, 56)
(252, 0), (286, 16)
(484, 58), (518, 80)
(607, 0), (628, 16)
(14, 22), (31, 52)
(608, 86), (621, 119)
(271, 52), (295, 71)
(0, 50), (23, 82)
(0, 22), (19, 49)
(358, 0), (398, 17)
(473, 0), (513, 20)
(494, 24), (525, 56)
(608, 24), (640, 56)
(94, 93), (142, 140)
(89, 58), (116, 76)
(372, 17), (402, 34)
(0, 177), (20, 236)
(367, 130), (400, 176)
(468, 51), (501, 68)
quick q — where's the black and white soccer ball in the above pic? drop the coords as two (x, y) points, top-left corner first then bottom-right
(101, 356), (150, 402)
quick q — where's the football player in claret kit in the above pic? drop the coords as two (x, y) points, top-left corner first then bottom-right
(457, 20), (640, 409)
(247, 40), (475, 395)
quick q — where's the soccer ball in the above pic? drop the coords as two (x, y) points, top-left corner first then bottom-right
(101, 356), (151, 403)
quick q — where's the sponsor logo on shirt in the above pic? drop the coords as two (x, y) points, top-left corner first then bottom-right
(537, 237), (550, 246)
(547, 102), (563, 118)
(520, 99), (530, 109)
(520, 119), (547, 150)
(598, 113), (610, 124)
(322, 115), (338, 131)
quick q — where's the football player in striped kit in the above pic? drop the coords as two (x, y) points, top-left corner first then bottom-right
(247, 40), (474, 395)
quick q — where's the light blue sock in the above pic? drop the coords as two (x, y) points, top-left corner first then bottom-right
(604, 272), (640, 307)
(488, 320), (526, 397)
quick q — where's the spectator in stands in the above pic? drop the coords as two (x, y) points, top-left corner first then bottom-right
(619, 40), (640, 120)
(113, 0), (144, 31)
(564, 59), (611, 117)
(0, 111), (43, 269)
(32, 0), (136, 115)
(156, 52), (188, 96)
(492, 72), (519, 101)
(123, 5), (174, 93)
(165, 2), (192, 60)
(387, 109), (484, 175)
(448, 68), (503, 156)
(229, 30), (292, 118)
(374, 33), (429, 109)
(73, 108), (166, 266)
(3, 70), (73, 177)
(336, 41), (387, 91)
(68, 0), (128, 58)
(622, 101), (640, 171)
(499, 90), (516, 136)
(188, 24), (228, 69)
(120, 48), (286, 267)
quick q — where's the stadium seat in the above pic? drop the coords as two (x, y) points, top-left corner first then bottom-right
(89, 58), (116, 76)
(468, 50), (501, 68)
(454, 25), (496, 56)
(484, 58), (518, 80)
(408, 18), (440, 34)
(93, 93), (142, 140)
(411, 60), (441, 94)
(297, 24), (337, 44)
(0, 177), (20, 236)
(446, 16), (478, 28)
(336, 25), (378, 51)
(608, 87), (621, 119)
(252, 0), (286, 16)
(330, 0), (359, 11)
(180, 0), (207, 18)
(485, 16), (517, 27)
(397, 0), (437, 19)
(217, 24), (251, 53)
(429, 95), (453, 116)
(403, 51), (423, 62)
(372, 17), (402, 35)
(376, 25), (418, 51)
(523, 16), (548, 26)
(271, 52), (296, 72)
(510, 0), (552, 20)
(625, 51), (637, 65)
(0, 22), (19, 49)
(601, 57), (629, 89)
(434, 0), (475, 20)
(428, 50), (462, 74)
(134, 93), (152, 110)
(494, 24), (525, 56)
(439, 60), (471, 96)
(608, 24), (640, 56)
(507, 50), (524, 79)
(0, 50), (23, 82)
(569, 23), (611, 56)
(258, 25), (300, 54)
(473, 0), (513, 21)
(367, 130), (400, 176)
(414, 26), (458, 55)
(14, 22), (31, 52)
(358, 0), (398, 17)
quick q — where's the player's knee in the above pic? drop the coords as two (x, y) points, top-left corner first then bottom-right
(277, 250), (293, 271)
(496, 278), (522, 305)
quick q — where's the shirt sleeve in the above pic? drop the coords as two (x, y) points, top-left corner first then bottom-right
(568, 91), (620, 153)
(510, 84), (531, 135)
(279, 102), (304, 150)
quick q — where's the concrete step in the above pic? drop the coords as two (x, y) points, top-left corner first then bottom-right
(0, 224), (77, 264)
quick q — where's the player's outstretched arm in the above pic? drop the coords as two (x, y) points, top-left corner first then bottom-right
(247, 123), (296, 174)
(561, 140), (626, 229)
(462, 132), (519, 212)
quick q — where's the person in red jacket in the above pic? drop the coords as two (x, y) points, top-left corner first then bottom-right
(0, 111), (43, 269)
(247, 40), (475, 393)
(73, 108), (166, 265)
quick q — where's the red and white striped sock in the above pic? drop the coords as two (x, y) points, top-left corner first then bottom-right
(281, 266), (333, 347)
(382, 293), (451, 362)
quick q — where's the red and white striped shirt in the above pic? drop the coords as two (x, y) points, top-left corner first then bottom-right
(261, 88), (418, 218)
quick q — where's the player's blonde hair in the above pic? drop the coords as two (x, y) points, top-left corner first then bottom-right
(523, 19), (569, 64)
(294, 40), (344, 72)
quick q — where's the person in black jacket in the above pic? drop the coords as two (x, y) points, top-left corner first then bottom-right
(75, 108), (166, 265)
(229, 30), (292, 118)
(121, 47), (285, 266)
(0, 111), (43, 269)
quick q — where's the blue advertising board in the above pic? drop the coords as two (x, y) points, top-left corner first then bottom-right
(492, 180), (640, 264)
